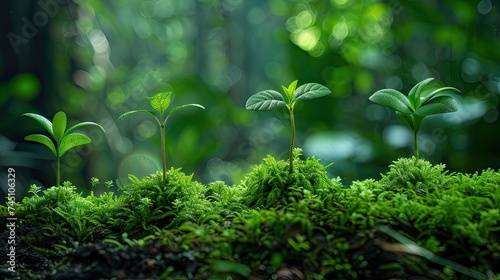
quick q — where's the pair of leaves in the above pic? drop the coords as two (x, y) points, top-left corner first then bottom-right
(23, 111), (105, 157)
(245, 80), (331, 111)
(118, 92), (205, 125)
(369, 78), (460, 132)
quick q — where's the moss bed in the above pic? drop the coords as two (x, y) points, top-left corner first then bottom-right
(1, 150), (499, 279)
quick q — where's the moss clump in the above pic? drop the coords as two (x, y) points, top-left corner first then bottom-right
(379, 157), (452, 195)
(450, 168), (500, 198)
(369, 162), (500, 275)
(240, 148), (343, 209)
(114, 168), (210, 237)
(7, 155), (499, 279)
(204, 180), (246, 219)
(20, 182), (123, 242)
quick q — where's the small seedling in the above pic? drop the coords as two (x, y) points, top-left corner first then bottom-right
(91, 177), (100, 188)
(105, 180), (114, 189)
(245, 80), (331, 174)
(90, 176), (113, 189)
(23, 111), (105, 187)
(369, 78), (460, 159)
(119, 92), (204, 187)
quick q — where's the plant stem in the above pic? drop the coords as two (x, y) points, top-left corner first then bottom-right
(414, 130), (419, 160)
(56, 155), (60, 188)
(288, 107), (295, 174)
(160, 125), (166, 187)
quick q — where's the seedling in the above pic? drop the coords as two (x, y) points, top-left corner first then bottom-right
(23, 111), (105, 187)
(119, 92), (204, 187)
(245, 80), (331, 174)
(369, 78), (460, 159)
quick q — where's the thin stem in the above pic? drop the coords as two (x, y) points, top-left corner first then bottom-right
(288, 106), (295, 174)
(414, 130), (419, 160)
(160, 125), (166, 187)
(56, 155), (60, 187)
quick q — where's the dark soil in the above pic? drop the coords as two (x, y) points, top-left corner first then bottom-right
(1, 224), (448, 280)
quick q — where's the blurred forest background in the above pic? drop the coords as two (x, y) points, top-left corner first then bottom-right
(1, 0), (499, 200)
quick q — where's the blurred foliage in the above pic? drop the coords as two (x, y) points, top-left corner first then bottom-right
(1, 0), (500, 198)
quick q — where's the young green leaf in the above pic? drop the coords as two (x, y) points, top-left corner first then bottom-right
(52, 111), (67, 142)
(119, 91), (204, 188)
(245, 80), (331, 175)
(420, 87), (460, 105)
(118, 110), (157, 121)
(369, 78), (460, 160)
(415, 96), (458, 117)
(294, 83), (331, 101)
(369, 89), (412, 114)
(22, 113), (54, 137)
(59, 133), (92, 157)
(166, 104), (206, 118)
(282, 80), (298, 102)
(65, 121), (105, 136)
(22, 111), (105, 187)
(24, 134), (57, 156)
(408, 77), (434, 109)
(245, 90), (286, 111)
(147, 92), (171, 116)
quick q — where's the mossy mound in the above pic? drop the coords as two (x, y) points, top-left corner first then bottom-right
(240, 148), (343, 209)
(379, 157), (451, 194)
(2, 156), (499, 279)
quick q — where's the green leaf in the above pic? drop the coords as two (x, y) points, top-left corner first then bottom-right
(287, 80), (298, 93)
(294, 83), (331, 101)
(420, 86), (461, 105)
(118, 110), (157, 121)
(58, 133), (92, 157)
(147, 92), (171, 116)
(282, 80), (298, 102)
(369, 89), (412, 114)
(415, 96), (458, 117)
(408, 78), (434, 110)
(212, 260), (251, 277)
(65, 121), (105, 137)
(245, 90), (286, 111)
(24, 134), (57, 156)
(52, 111), (67, 143)
(22, 113), (54, 137)
(166, 104), (205, 118)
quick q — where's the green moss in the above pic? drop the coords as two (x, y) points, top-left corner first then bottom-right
(239, 148), (343, 209)
(451, 168), (500, 198)
(9, 156), (499, 279)
(379, 157), (452, 195)
(20, 182), (119, 241)
(204, 181), (246, 219)
(115, 168), (209, 236)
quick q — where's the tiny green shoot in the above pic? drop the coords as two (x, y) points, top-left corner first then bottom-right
(245, 80), (331, 174)
(369, 78), (460, 159)
(91, 177), (100, 188)
(23, 111), (105, 187)
(119, 92), (204, 187)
